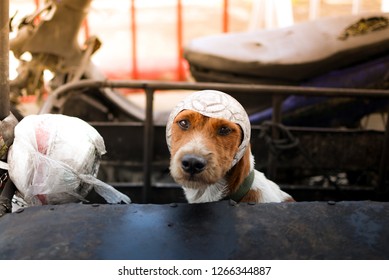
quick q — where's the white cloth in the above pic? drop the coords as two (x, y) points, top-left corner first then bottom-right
(166, 90), (251, 167)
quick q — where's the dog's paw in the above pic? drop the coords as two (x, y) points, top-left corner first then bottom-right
(0, 197), (12, 217)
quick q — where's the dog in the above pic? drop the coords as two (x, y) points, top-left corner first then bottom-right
(166, 90), (294, 204)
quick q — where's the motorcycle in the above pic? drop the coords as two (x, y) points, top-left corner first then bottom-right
(9, 0), (145, 122)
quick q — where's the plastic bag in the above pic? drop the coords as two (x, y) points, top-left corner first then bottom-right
(6, 114), (131, 205)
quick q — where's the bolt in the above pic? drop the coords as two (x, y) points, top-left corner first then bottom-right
(92, 204), (100, 207)
(248, 201), (256, 205)
(169, 203), (178, 208)
(328, 201), (336, 205)
(15, 208), (24, 213)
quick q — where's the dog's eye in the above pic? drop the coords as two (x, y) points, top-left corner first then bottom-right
(178, 119), (190, 130)
(218, 126), (232, 136)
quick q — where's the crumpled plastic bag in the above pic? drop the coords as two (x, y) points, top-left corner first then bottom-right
(6, 114), (131, 205)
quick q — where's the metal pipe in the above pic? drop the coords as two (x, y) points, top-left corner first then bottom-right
(142, 87), (154, 203)
(222, 0), (229, 32)
(378, 109), (389, 193)
(44, 79), (389, 100)
(176, 0), (184, 81)
(0, 0), (10, 120)
(130, 0), (138, 79)
(267, 95), (283, 179)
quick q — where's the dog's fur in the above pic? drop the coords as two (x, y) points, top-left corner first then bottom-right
(169, 109), (294, 203)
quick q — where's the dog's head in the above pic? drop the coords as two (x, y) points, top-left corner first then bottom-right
(166, 90), (251, 190)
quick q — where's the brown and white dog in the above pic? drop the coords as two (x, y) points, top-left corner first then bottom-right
(166, 90), (294, 204)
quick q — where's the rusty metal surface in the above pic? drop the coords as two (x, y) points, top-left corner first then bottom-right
(0, 201), (388, 260)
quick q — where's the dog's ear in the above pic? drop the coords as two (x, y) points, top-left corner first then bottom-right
(226, 146), (252, 194)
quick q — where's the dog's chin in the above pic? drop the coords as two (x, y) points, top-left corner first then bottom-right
(171, 171), (221, 190)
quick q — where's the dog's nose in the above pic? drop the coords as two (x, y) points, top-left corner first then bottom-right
(181, 154), (207, 175)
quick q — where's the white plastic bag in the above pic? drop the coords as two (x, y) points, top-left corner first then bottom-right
(7, 114), (131, 205)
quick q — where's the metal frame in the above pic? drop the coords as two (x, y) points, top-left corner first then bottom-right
(2, 201), (389, 259)
(42, 79), (389, 202)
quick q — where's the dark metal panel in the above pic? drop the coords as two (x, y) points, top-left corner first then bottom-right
(93, 122), (386, 188)
(251, 127), (385, 172)
(94, 123), (385, 173)
(0, 201), (388, 260)
(92, 123), (169, 163)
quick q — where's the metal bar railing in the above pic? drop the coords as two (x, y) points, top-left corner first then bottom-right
(130, 0), (138, 79)
(44, 79), (389, 99)
(45, 79), (389, 201)
(0, 0), (10, 120)
(222, 0), (229, 32)
(176, 0), (185, 81)
(143, 87), (154, 203)
(379, 107), (389, 193)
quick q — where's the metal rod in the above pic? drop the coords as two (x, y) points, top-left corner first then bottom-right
(222, 0), (229, 32)
(46, 79), (389, 100)
(130, 0), (138, 79)
(176, 0), (184, 81)
(142, 87), (154, 203)
(267, 95), (283, 179)
(378, 110), (389, 193)
(0, 0), (10, 120)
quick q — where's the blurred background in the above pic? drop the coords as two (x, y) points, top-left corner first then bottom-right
(9, 0), (388, 83)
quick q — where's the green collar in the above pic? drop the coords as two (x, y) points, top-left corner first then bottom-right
(228, 170), (255, 203)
